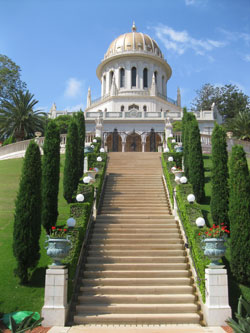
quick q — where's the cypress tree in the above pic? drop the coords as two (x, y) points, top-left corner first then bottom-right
(42, 121), (60, 233)
(13, 141), (42, 284)
(211, 123), (229, 226)
(229, 145), (250, 285)
(188, 118), (205, 203)
(63, 120), (79, 203)
(74, 110), (86, 178)
(183, 112), (195, 178)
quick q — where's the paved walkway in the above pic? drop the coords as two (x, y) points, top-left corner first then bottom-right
(48, 325), (226, 333)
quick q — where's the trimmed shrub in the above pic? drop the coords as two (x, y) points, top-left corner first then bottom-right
(87, 152), (107, 169)
(211, 123), (229, 226)
(74, 111), (85, 178)
(42, 121), (61, 233)
(183, 112), (195, 178)
(13, 141), (42, 284)
(161, 153), (175, 206)
(176, 184), (210, 301)
(188, 118), (205, 203)
(63, 120), (79, 203)
(229, 145), (250, 285)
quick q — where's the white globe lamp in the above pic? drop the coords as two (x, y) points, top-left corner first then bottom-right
(76, 194), (84, 202)
(100, 148), (105, 153)
(172, 139), (176, 143)
(67, 217), (76, 228)
(187, 194), (195, 204)
(91, 144), (94, 148)
(168, 156), (174, 162)
(93, 139), (97, 143)
(171, 166), (176, 171)
(97, 156), (102, 162)
(164, 147), (169, 153)
(83, 176), (91, 184)
(196, 217), (205, 228)
(169, 134), (173, 138)
(180, 176), (188, 184)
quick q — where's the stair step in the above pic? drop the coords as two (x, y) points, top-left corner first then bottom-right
(75, 303), (198, 314)
(81, 277), (192, 286)
(88, 244), (183, 250)
(83, 270), (190, 278)
(96, 215), (175, 220)
(74, 313), (200, 325)
(89, 238), (183, 245)
(84, 263), (190, 270)
(88, 250), (185, 257)
(90, 233), (182, 240)
(80, 285), (195, 294)
(77, 293), (197, 304)
(86, 256), (187, 263)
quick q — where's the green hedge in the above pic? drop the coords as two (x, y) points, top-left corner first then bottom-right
(64, 202), (91, 299)
(161, 154), (175, 206)
(161, 152), (209, 302)
(87, 152), (107, 169)
(64, 151), (107, 301)
(175, 184), (210, 301)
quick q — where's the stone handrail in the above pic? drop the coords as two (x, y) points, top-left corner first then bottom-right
(0, 132), (96, 158)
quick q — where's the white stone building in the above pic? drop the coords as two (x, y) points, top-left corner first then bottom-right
(49, 23), (222, 152)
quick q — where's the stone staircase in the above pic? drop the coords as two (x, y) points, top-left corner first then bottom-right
(72, 152), (202, 325)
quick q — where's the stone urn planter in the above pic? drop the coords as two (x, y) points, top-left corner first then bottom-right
(172, 170), (184, 183)
(45, 236), (71, 266)
(203, 238), (226, 267)
(87, 170), (97, 183)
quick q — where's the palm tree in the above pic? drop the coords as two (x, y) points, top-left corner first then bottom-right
(0, 90), (46, 141)
(226, 111), (250, 141)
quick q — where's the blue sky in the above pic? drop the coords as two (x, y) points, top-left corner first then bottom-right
(1, 0), (250, 112)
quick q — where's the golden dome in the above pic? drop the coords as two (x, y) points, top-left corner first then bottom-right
(105, 22), (163, 59)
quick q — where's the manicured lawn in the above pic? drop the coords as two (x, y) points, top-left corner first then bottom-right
(201, 154), (250, 317)
(0, 155), (68, 315)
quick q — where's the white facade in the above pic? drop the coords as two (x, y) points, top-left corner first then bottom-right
(49, 23), (222, 152)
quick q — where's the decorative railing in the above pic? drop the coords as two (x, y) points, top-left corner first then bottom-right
(0, 132), (96, 158)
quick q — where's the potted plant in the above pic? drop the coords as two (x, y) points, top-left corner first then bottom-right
(87, 167), (98, 181)
(45, 226), (71, 266)
(198, 223), (230, 267)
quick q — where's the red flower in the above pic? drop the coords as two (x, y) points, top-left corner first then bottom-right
(52, 226), (56, 230)
(64, 229), (67, 232)
(210, 228), (213, 231)
(221, 223), (224, 225)
(58, 229), (62, 231)
(208, 233), (212, 236)
(198, 233), (201, 236)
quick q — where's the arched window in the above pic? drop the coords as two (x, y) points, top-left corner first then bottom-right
(120, 68), (125, 88)
(154, 71), (158, 83)
(103, 75), (106, 95)
(128, 104), (139, 110)
(143, 68), (148, 88)
(162, 76), (165, 95)
(109, 71), (114, 89)
(143, 105), (147, 111)
(121, 105), (124, 111)
(131, 67), (136, 87)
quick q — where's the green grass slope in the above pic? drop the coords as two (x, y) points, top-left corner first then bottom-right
(0, 155), (67, 314)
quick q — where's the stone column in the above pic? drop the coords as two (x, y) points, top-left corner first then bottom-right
(204, 268), (232, 326)
(42, 266), (68, 327)
(142, 142), (146, 152)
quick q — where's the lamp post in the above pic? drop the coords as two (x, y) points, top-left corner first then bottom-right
(187, 194), (195, 204)
(196, 217), (205, 228)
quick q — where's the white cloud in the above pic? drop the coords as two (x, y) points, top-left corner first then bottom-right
(219, 28), (250, 46)
(243, 54), (250, 62)
(64, 103), (85, 112)
(64, 78), (83, 98)
(185, 0), (196, 5)
(184, 0), (208, 6)
(153, 25), (225, 56)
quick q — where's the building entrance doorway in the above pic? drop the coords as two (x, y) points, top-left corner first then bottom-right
(145, 129), (161, 152)
(125, 132), (142, 152)
(106, 129), (122, 152)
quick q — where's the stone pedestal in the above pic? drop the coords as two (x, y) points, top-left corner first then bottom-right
(84, 156), (88, 173)
(204, 268), (232, 326)
(42, 266), (68, 327)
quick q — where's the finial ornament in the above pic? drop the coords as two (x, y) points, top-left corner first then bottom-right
(132, 21), (137, 32)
